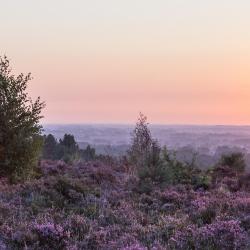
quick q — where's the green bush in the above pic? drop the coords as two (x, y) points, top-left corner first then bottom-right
(129, 114), (202, 187)
(220, 152), (246, 173)
(192, 173), (211, 190)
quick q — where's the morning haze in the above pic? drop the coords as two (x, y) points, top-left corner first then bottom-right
(1, 0), (250, 124)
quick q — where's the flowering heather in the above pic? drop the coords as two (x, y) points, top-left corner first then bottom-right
(0, 160), (249, 249)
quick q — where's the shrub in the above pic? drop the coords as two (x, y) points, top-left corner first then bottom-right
(64, 215), (89, 241)
(238, 173), (250, 191)
(220, 152), (246, 174)
(158, 148), (201, 186)
(196, 220), (248, 249)
(191, 206), (216, 226)
(171, 220), (248, 250)
(192, 173), (211, 190)
(33, 222), (70, 249)
(128, 114), (202, 187)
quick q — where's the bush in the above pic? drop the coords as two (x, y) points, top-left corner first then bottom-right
(192, 173), (211, 190)
(128, 114), (203, 187)
(220, 152), (246, 174)
(0, 56), (45, 181)
(33, 222), (70, 249)
(171, 220), (248, 250)
(191, 206), (216, 226)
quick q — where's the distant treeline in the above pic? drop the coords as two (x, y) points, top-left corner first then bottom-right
(42, 134), (96, 163)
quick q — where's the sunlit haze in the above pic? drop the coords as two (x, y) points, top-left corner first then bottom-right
(1, 0), (250, 124)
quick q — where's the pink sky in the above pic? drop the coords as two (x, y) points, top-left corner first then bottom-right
(1, 1), (250, 124)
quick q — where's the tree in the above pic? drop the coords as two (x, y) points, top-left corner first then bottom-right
(0, 56), (45, 181)
(43, 134), (58, 160)
(59, 134), (78, 152)
(58, 134), (79, 163)
(128, 114), (201, 188)
(128, 113), (161, 177)
(80, 145), (96, 161)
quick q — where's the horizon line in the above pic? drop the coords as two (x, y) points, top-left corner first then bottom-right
(42, 122), (250, 127)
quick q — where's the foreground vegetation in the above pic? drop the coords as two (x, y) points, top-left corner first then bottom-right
(0, 156), (249, 249)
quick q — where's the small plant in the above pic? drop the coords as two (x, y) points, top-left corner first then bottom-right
(33, 222), (70, 249)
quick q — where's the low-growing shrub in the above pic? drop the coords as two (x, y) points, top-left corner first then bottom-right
(33, 222), (70, 249)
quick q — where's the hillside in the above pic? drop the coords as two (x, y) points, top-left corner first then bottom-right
(0, 160), (249, 249)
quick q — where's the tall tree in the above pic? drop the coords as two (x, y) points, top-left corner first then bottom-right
(0, 56), (45, 181)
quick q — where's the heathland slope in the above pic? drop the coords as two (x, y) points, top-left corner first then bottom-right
(0, 160), (250, 249)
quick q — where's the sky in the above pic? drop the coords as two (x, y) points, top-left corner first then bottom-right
(1, 0), (250, 124)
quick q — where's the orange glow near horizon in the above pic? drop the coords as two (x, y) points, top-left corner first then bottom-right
(1, 1), (250, 124)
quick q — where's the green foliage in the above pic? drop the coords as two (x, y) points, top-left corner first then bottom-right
(192, 173), (211, 190)
(157, 148), (201, 186)
(42, 133), (97, 163)
(220, 152), (246, 173)
(80, 145), (96, 161)
(129, 114), (207, 189)
(42, 134), (79, 163)
(191, 206), (217, 226)
(59, 134), (79, 152)
(42, 134), (57, 160)
(0, 56), (45, 181)
(58, 134), (79, 163)
(128, 113), (161, 174)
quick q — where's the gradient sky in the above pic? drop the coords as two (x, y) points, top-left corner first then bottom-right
(1, 0), (250, 124)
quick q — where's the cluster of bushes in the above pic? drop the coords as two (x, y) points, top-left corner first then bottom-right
(42, 134), (96, 163)
(128, 113), (204, 190)
(128, 113), (248, 194)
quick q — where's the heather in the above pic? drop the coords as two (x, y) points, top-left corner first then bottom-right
(0, 158), (249, 249)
